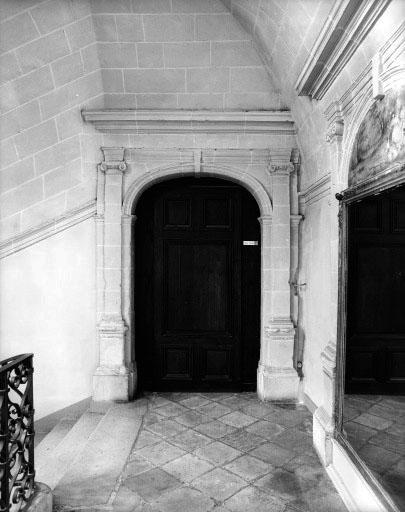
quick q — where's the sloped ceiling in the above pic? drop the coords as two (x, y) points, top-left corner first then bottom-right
(222, 0), (335, 105)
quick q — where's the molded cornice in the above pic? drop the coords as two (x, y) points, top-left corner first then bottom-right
(81, 109), (295, 135)
(295, 0), (391, 100)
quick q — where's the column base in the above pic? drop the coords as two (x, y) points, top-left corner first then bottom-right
(257, 363), (299, 401)
(93, 365), (137, 402)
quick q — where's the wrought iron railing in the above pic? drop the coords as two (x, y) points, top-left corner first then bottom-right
(0, 355), (35, 512)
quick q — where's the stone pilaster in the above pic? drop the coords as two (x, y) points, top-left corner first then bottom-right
(313, 105), (345, 463)
(93, 147), (135, 402)
(257, 161), (299, 401)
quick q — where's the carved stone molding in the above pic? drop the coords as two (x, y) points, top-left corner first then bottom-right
(290, 214), (303, 227)
(99, 147), (127, 173)
(264, 318), (295, 339)
(298, 174), (331, 206)
(321, 340), (337, 380)
(325, 120), (344, 144)
(82, 109), (295, 135)
(295, 0), (391, 99)
(269, 162), (295, 175)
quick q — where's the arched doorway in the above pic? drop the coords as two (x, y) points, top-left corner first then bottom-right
(134, 177), (261, 392)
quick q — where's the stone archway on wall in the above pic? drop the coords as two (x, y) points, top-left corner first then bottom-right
(91, 147), (301, 404)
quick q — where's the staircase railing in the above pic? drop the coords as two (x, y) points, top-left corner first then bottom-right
(0, 355), (35, 512)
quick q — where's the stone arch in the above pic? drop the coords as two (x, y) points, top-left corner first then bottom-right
(123, 163), (273, 217)
(120, 162), (276, 396)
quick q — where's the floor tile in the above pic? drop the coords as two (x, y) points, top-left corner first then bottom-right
(288, 485), (346, 512)
(219, 411), (257, 428)
(245, 419), (285, 440)
(270, 428), (313, 454)
(134, 430), (162, 450)
(153, 486), (215, 512)
(162, 453), (214, 482)
(199, 392), (235, 401)
(135, 440), (187, 465)
(144, 411), (165, 426)
(174, 410), (209, 428)
(170, 429), (212, 452)
(156, 402), (189, 418)
(353, 412), (393, 430)
(124, 468), (181, 502)
(249, 441), (296, 466)
(358, 443), (401, 472)
(225, 454), (272, 481)
(125, 455), (155, 477)
(195, 440), (242, 465)
(145, 418), (187, 438)
(367, 403), (405, 422)
(367, 431), (405, 456)
(255, 468), (313, 501)
(194, 419), (238, 439)
(224, 486), (286, 512)
(219, 396), (251, 410)
(198, 402), (233, 419)
(192, 467), (247, 501)
(240, 401), (275, 419)
(221, 429), (267, 452)
(112, 484), (144, 512)
(264, 406), (310, 428)
(179, 395), (211, 409)
(344, 420), (377, 447)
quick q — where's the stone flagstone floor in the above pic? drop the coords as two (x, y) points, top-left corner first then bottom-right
(107, 392), (347, 512)
(343, 394), (405, 511)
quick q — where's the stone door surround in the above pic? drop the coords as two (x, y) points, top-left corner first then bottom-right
(83, 109), (301, 404)
(92, 146), (301, 404)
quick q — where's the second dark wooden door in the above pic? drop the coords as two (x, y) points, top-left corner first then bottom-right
(346, 184), (405, 394)
(134, 178), (260, 391)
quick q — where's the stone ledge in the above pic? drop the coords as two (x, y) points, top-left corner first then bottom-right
(81, 109), (295, 135)
(27, 482), (52, 512)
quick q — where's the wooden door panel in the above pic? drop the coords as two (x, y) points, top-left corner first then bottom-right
(200, 346), (232, 381)
(135, 177), (260, 391)
(161, 345), (193, 381)
(163, 198), (191, 228)
(163, 240), (231, 334)
(346, 184), (405, 394)
(202, 196), (232, 229)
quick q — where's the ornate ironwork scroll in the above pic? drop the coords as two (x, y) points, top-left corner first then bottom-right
(0, 355), (35, 512)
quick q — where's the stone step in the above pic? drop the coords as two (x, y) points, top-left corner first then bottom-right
(36, 409), (107, 490)
(35, 417), (78, 463)
(52, 399), (147, 508)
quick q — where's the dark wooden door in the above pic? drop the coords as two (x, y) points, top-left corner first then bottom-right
(346, 184), (405, 394)
(134, 178), (260, 391)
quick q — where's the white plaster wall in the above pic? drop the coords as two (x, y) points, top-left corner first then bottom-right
(0, 219), (97, 419)
(301, 196), (332, 407)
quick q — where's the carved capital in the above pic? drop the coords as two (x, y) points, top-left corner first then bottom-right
(325, 120), (344, 143)
(264, 318), (295, 339)
(290, 148), (301, 166)
(290, 214), (303, 227)
(98, 316), (128, 338)
(269, 162), (295, 175)
(99, 147), (127, 173)
(258, 215), (272, 226)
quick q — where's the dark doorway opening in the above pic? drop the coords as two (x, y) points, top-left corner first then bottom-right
(345, 184), (405, 394)
(134, 177), (261, 392)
